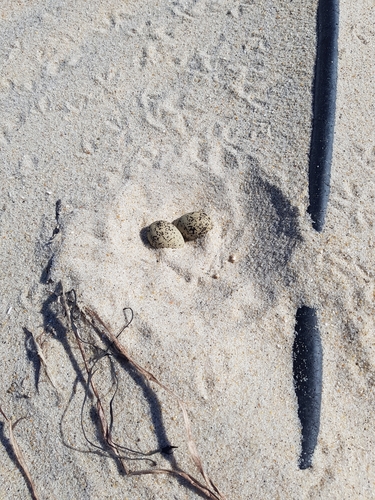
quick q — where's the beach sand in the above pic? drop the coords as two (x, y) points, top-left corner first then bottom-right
(0, 1), (374, 498)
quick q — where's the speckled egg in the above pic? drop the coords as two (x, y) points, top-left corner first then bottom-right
(173, 212), (213, 241)
(147, 220), (185, 248)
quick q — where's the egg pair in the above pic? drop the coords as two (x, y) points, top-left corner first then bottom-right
(147, 212), (213, 249)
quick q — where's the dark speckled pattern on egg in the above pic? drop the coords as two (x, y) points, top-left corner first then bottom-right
(173, 212), (213, 241)
(147, 220), (185, 248)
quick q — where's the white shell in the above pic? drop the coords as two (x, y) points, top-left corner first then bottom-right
(173, 212), (213, 241)
(147, 220), (185, 248)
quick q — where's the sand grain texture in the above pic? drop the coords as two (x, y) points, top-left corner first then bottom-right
(0, 1), (374, 499)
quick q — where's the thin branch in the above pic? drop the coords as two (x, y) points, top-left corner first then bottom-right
(0, 406), (40, 500)
(61, 290), (129, 474)
(80, 304), (225, 500)
(59, 285), (226, 500)
(31, 329), (59, 392)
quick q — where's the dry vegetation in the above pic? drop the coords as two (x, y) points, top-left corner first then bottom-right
(1, 284), (226, 500)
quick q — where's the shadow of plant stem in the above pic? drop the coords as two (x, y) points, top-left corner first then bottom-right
(60, 284), (225, 500)
(41, 285), (174, 474)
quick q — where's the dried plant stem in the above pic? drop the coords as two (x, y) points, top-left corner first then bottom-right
(61, 291), (129, 474)
(129, 468), (222, 500)
(0, 406), (40, 500)
(61, 285), (225, 500)
(32, 329), (59, 392)
(81, 305), (225, 500)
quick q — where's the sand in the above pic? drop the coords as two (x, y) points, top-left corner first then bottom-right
(0, 1), (374, 498)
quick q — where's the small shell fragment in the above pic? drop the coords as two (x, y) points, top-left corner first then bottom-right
(173, 212), (213, 241)
(147, 220), (185, 249)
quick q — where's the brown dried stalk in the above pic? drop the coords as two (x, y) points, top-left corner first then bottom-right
(83, 306), (224, 499)
(61, 286), (225, 500)
(0, 406), (40, 500)
(61, 290), (130, 474)
(30, 329), (59, 393)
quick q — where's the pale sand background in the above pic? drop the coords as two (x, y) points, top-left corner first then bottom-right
(0, 1), (374, 499)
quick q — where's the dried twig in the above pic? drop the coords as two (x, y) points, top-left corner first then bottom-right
(83, 306), (223, 498)
(0, 406), (39, 500)
(61, 290), (130, 474)
(31, 329), (59, 392)
(61, 285), (226, 500)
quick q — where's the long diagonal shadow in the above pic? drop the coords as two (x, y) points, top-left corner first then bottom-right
(41, 285), (176, 462)
(39, 285), (210, 497)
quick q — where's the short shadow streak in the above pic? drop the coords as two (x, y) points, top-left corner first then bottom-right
(139, 226), (150, 247)
(23, 328), (41, 392)
(40, 256), (54, 285)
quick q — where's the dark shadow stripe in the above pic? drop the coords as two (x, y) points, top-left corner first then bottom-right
(308, 0), (339, 232)
(293, 306), (323, 469)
